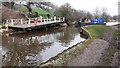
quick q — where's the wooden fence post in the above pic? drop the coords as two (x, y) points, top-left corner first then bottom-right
(41, 17), (42, 23)
(59, 18), (61, 21)
(11, 19), (14, 26)
(44, 19), (45, 23)
(6, 20), (8, 25)
(28, 18), (30, 24)
(54, 16), (56, 22)
(47, 18), (48, 22)
(63, 17), (65, 21)
(21, 19), (23, 24)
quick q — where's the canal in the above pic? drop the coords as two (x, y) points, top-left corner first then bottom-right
(1, 27), (86, 66)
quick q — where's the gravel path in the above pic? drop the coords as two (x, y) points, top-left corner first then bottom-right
(67, 39), (109, 66)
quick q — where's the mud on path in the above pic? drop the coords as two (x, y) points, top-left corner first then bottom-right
(67, 25), (119, 66)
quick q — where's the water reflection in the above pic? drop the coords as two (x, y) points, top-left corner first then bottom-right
(2, 27), (86, 66)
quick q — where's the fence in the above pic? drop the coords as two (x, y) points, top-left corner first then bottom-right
(6, 16), (65, 26)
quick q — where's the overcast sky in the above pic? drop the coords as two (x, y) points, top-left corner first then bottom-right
(50, 0), (119, 16)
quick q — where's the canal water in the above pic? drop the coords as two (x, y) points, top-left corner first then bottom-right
(1, 27), (86, 66)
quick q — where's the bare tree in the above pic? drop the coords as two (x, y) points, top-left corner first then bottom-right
(23, 2), (33, 14)
(86, 12), (93, 20)
(54, 3), (93, 25)
(101, 7), (108, 22)
(94, 7), (100, 18)
(54, 3), (74, 25)
(77, 10), (87, 20)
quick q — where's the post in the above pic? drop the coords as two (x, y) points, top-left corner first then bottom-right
(59, 18), (61, 22)
(21, 19), (23, 24)
(6, 23), (8, 31)
(44, 19), (45, 23)
(47, 18), (48, 22)
(41, 17), (42, 23)
(54, 16), (56, 22)
(48, 19), (50, 22)
(6, 20), (8, 25)
(63, 17), (65, 22)
(51, 18), (53, 22)
(39, 16), (42, 22)
(28, 18), (31, 24)
(11, 19), (14, 26)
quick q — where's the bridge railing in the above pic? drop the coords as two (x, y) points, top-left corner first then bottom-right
(6, 19), (28, 26)
(6, 16), (65, 26)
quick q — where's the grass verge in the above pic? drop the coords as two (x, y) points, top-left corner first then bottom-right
(84, 25), (109, 38)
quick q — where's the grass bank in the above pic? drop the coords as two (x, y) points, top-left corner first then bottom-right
(84, 25), (109, 38)
(84, 25), (118, 65)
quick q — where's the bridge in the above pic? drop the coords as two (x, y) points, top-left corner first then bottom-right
(6, 16), (65, 31)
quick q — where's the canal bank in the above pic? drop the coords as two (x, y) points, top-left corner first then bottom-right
(40, 25), (119, 66)
(67, 25), (119, 66)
